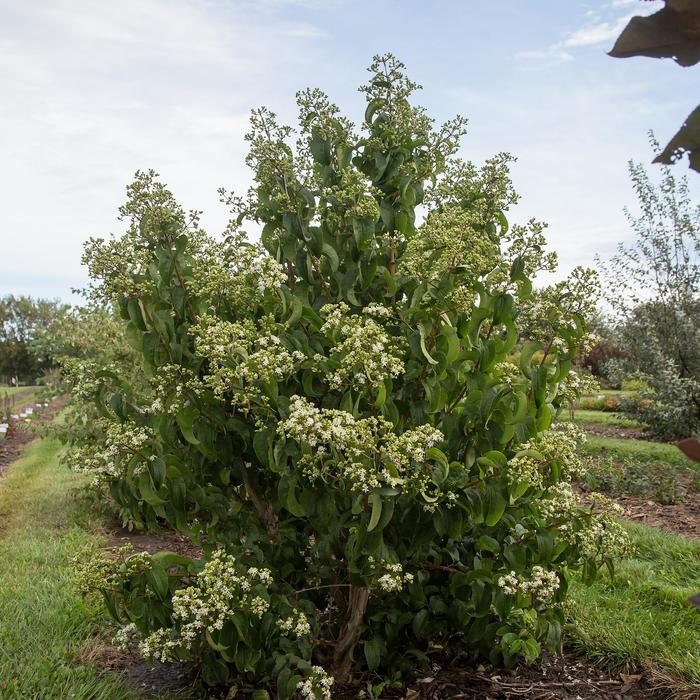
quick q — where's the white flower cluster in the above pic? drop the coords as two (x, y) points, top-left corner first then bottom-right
(557, 369), (599, 408)
(68, 420), (155, 483)
(191, 231), (287, 312)
(279, 395), (444, 494)
(507, 423), (586, 491)
(538, 481), (578, 522)
(138, 550), (273, 663)
(193, 316), (304, 406)
(363, 303), (393, 318)
(63, 358), (101, 401)
(113, 622), (140, 650)
(494, 360), (522, 387)
(577, 493), (632, 561)
(296, 666), (334, 700)
(318, 302), (406, 390)
(370, 558), (414, 592)
(506, 453), (544, 490)
(76, 544), (152, 595)
(277, 609), (312, 637)
(497, 566), (560, 601)
(148, 364), (203, 416)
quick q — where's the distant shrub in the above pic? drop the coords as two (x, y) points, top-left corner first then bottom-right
(582, 457), (683, 505)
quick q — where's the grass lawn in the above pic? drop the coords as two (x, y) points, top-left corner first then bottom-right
(569, 522), (700, 694)
(1, 385), (44, 415)
(582, 434), (697, 470)
(583, 389), (628, 397)
(0, 385), (41, 397)
(570, 409), (643, 427)
(0, 437), (140, 699)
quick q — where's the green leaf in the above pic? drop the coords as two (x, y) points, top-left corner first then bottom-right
(286, 295), (303, 328)
(477, 535), (500, 553)
(145, 565), (169, 600)
(367, 493), (382, 532)
(418, 324), (438, 365)
(519, 341), (541, 379)
(286, 475), (305, 517)
(364, 98), (384, 125)
(484, 488), (507, 526)
(364, 637), (383, 671)
(321, 243), (339, 272)
(375, 381), (387, 408)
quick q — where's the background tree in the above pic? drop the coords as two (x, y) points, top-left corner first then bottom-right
(0, 295), (66, 384)
(600, 135), (700, 438)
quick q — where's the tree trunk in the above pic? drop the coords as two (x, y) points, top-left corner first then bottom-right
(331, 585), (369, 683)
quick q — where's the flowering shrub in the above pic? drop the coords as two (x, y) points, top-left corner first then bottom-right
(70, 55), (627, 694)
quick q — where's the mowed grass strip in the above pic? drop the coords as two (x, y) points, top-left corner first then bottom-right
(582, 434), (697, 470)
(570, 409), (643, 427)
(568, 522), (700, 695)
(0, 437), (136, 699)
(0, 385), (41, 398)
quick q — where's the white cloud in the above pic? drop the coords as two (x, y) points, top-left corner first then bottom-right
(0, 0), (330, 300)
(515, 47), (573, 66)
(562, 15), (632, 47)
(516, 1), (660, 66)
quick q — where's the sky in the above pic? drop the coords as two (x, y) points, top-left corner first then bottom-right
(0, 0), (696, 302)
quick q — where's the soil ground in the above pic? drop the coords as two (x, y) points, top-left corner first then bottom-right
(615, 470), (700, 541)
(0, 397), (63, 476)
(577, 422), (648, 441)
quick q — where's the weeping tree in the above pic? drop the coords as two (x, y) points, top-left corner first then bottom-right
(73, 56), (627, 695)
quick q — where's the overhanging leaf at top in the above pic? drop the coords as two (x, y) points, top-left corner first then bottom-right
(608, 0), (700, 66)
(653, 104), (700, 172)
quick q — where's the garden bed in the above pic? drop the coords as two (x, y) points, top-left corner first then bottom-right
(397, 653), (662, 699)
(577, 421), (648, 441)
(613, 472), (700, 540)
(0, 397), (63, 478)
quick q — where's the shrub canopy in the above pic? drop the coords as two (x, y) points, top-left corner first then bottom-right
(70, 56), (626, 695)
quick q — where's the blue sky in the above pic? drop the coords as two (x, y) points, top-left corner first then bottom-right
(0, 0), (696, 301)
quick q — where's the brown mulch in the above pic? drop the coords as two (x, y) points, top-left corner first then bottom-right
(0, 398), (65, 477)
(578, 422), (649, 441)
(74, 636), (196, 696)
(391, 653), (665, 699)
(85, 649), (667, 700)
(101, 525), (203, 560)
(614, 472), (700, 541)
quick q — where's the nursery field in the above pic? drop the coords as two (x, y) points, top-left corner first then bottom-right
(1, 403), (699, 699)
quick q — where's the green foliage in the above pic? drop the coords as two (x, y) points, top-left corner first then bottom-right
(68, 55), (622, 694)
(0, 295), (66, 384)
(571, 409), (641, 427)
(582, 457), (685, 505)
(600, 140), (700, 440)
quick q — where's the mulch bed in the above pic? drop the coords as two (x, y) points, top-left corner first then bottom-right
(615, 472), (700, 541)
(102, 525), (203, 560)
(96, 649), (666, 699)
(393, 653), (665, 699)
(577, 422), (649, 441)
(0, 398), (65, 478)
